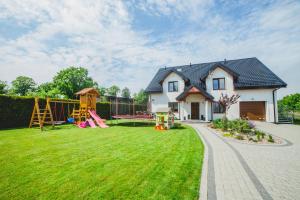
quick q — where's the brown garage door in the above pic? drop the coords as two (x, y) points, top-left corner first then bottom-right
(240, 101), (266, 121)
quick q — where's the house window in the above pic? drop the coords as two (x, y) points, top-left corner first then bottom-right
(213, 78), (225, 90)
(168, 102), (179, 112)
(213, 102), (225, 113)
(168, 81), (178, 92)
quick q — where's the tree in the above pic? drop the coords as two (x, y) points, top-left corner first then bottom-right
(219, 93), (240, 119)
(278, 93), (300, 119)
(53, 67), (97, 98)
(133, 89), (148, 104)
(11, 76), (36, 96)
(97, 86), (107, 96)
(0, 80), (8, 94)
(34, 82), (63, 98)
(121, 87), (131, 98)
(107, 85), (120, 96)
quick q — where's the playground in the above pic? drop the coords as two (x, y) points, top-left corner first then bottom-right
(0, 122), (204, 199)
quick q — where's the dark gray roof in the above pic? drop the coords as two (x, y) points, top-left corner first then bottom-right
(145, 57), (287, 93)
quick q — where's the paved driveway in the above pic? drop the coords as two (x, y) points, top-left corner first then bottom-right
(189, 122), (300, 200)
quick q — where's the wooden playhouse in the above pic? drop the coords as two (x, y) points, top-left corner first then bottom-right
(155, 107), (174, 130)
(72, 88), (100, 122)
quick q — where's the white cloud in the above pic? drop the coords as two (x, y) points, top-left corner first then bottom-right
(0, 0), (299, 98)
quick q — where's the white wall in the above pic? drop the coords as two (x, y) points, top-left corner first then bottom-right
(206, 67), (277, 122)
(150, 72), (185, 119)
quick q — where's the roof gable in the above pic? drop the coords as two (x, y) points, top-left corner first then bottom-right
(201, 63), (239, 80)
(176, 85), (214, 101)
(158, 69), (190, 84)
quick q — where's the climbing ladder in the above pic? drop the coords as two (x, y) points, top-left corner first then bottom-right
(29, 97), (54, 130)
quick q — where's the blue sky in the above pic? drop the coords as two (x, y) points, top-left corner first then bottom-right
(0, 0), (299, 97)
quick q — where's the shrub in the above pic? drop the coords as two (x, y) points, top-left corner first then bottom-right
(222, 117), (229, 131)
(229, 119), (251, 133)
(235, 134), (244, 140)
(256, 133), (261, 141)
(212, 119), (223, 129)
(255, 130), (265, 141)
(249, 138), (257, 142)
(0, 95), (35, 129)
(223, 133), (232, 137)
(268, 135), (274, 143)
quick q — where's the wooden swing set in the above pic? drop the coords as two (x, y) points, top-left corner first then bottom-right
(29, 97), (79, 130)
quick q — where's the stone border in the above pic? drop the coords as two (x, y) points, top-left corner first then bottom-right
(208, 126), (293, 147)
(195, 126), (208, 200)
(191, 125), (217, 200)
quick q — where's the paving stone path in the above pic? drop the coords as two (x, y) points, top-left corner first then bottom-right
(189, 122), (300, 200)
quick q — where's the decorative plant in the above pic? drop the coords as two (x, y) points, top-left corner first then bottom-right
(219, 93), (240, 130)
(219, 93), (240, 119)
(268, 135), (274, 143)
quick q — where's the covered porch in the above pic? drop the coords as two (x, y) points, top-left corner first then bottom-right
(176, 85), (214, 122)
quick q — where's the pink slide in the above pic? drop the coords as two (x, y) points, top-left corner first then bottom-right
(87, 119), (97, 128)
(88, 110), (109, 128)
(77, 121), (88, 128)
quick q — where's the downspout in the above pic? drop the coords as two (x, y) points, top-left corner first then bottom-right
(211, 101), (213, 121)
(272, 88), (278, 124)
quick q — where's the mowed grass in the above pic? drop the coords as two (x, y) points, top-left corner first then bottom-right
(0, 122), (204, 200)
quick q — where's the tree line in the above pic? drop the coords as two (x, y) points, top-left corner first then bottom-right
(0, 67), (148, 104)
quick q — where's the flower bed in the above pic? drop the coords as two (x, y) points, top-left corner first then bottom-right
(209, 118), (281, 144)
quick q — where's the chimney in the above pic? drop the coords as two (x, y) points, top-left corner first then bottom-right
(224, 58), (227, 64)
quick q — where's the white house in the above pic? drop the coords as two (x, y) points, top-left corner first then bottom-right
(145, 57), (287, 123)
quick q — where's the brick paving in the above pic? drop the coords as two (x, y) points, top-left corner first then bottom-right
(189, 122), (300, 200)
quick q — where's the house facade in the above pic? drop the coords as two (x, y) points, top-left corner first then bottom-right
(145, 58), (287, 122)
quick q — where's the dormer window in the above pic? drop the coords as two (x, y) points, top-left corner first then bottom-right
(168, 81), (178, 92)
(213, 78), (225, 90)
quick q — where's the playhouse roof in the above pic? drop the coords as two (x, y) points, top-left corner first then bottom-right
(155, 107), (171, 113)
(75, 88), (100, 96)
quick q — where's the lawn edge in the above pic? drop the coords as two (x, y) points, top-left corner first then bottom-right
(184, 123), (208, 200)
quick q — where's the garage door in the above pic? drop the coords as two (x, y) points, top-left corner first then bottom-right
(240, 101), (266, 121)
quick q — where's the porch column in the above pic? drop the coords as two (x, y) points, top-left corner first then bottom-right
(205, 100), (208, 122)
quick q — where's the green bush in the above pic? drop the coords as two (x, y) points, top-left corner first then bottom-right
(222, 117), (229, 131)
(0, 95), (35, 129)
(212, 119), (223, 129)
(268, 135), (274, 143)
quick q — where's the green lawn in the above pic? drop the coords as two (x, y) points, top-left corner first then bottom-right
(0, 122), (204, 200)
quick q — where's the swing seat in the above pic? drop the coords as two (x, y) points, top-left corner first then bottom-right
(53, 121), (66, 125)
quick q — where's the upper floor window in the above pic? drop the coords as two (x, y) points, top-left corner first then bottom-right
(168, 81), (178, 92)
(168, 102), (179, 112)
(213, 78), (225, 90)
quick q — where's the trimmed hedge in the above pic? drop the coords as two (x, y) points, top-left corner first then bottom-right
(0, 95), (35, 129)
(0, 95), (147, 129)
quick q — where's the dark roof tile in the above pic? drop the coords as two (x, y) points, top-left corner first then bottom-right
(145, 57), (286, 93)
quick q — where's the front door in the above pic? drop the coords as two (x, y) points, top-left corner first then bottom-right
(191, 102), (199, 119)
